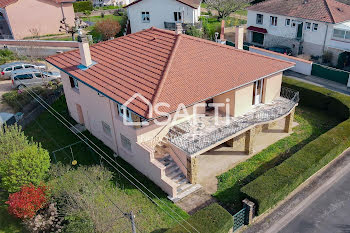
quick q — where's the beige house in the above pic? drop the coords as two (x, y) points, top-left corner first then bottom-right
(0, 0), (75, 39)
(46, 27), (299, 201)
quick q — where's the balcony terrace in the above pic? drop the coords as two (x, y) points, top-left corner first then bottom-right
(168, 87), (299, 155)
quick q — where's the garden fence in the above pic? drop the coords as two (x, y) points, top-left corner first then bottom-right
(311, 63), (350, 85)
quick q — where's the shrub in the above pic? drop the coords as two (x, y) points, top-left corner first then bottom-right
(6, 184), (49, 219)
(95, 18), (121, 41)
(165, 203), (233, 233)
(73, 1), (93, 12)
(0, 124), (30, 161)
(0, 49), (18, 65)
(23, 202), (64, 233)
(240, 77), (350, 215)
(322, 50), (333, 64)
(185, 26), (203, 38)
(0, 143), (50, 192)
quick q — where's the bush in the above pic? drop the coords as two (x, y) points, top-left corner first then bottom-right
(0, 143), (50, 192)
(0, 124), (30, 161)
(322, 50), (333, 64)
(73, 1), (93, 12)
(0, 49), (19, 65)
(6, 184), (49, 219)
(185, 26), (203, 38)
(240, 77), (350, 215)
(95, 18), (121, 40)
(165, 203), (233, 233)
(23, 202), (64, 232)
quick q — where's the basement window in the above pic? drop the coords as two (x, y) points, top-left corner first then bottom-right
(102, 121), (112, 136)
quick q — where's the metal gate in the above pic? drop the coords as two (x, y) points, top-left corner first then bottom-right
(233, 207), (247, 232)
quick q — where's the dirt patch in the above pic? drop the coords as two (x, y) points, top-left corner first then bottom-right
(176, 189), (217, 214)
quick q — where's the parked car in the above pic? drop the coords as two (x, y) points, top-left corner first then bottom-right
(0, 112), (22, 126)
(266, 46), (292, 56)
(0, 62), (46, 80)
(11, 69), (60, 89)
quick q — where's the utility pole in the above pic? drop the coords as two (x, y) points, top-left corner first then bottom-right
(126, 211), (136, 233)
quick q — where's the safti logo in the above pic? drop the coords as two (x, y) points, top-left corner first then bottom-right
(121, 93), (232, 126)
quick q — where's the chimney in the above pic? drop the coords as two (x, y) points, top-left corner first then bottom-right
(175, 23), (183, 35)
(217, 20), (226, 44)
(235, 26), (244, 50)
(78, 30), (92, 68)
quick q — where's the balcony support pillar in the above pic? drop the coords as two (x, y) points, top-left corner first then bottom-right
(284, 108), (295, 133)
(187, 156), (198, 184)
(245, 128), (255, 155)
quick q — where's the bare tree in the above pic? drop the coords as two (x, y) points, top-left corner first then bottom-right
(95, 19), (121, 41)
(206, 0), (251, 19)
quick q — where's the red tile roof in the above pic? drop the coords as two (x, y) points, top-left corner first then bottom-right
(0, 0), (74, 8)
(247, 26), (268, 34)
(124, 0), (201, 9)
(46, 28), (294, 119)
(248, 0), (350, 23)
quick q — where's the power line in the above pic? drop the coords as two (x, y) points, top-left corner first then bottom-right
(19, 85), (199, 233)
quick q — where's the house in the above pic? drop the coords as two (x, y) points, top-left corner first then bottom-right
(0, 0), (76, 40)
(124, 0), (201, 33)
(46, 27), (299, 200)
(92, 0), (131, 7)
(247, 0), (350, 67)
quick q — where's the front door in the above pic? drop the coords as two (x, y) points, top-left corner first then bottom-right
(297, 23), (303, 39)
(252, 32), (264, 45)
(253, 79), (264, 105)
(76, 104), (84, 125)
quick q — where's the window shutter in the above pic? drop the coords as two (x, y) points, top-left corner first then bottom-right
(69, 76), (75, 88)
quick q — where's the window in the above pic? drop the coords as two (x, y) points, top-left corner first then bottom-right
(256, 14), (263, 24)
(14, 74), (32, 80)
(141, 12), (150, 23)
(24, 64), (34, 69)
(285, 19), (290, 26)
(291, 20), (297, 28)
(174, 12), (182, 22)
(333, 29), (346, 39)
(305, 22), (311, 30)
(346, 31), (350, 40)
(34, 73), (42, 78)
(117, 104), (132, 122)
(69, 76), (79, 89)
(4, 67), (12, 71)
(102, 121), (112, 136)
(270, 16), (277, 26)
(121, 134), (131, 151)
(312, 23), (318, 31)
(14, 65), (23, 70)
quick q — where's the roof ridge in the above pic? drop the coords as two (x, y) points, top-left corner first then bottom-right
(179, 33), (294, 66)
(324, 0), (336, 23)
(148, 34), (181, 117)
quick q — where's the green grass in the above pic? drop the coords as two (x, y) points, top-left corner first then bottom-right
(214, 106), (340, 213)
(42, 37), (74, 41)
(23, 96), (189, 232)
(81, 14), (124, 23)
(235, 9), (248, 16)
(0, 193), (25, 233)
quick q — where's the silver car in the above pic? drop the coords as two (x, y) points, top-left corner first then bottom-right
(11, 68), (60, 89)
(0, 62), (46, 80)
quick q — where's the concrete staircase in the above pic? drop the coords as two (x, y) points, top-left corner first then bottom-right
(157, 154), (201, 202)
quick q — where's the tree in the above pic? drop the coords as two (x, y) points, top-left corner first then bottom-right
(0, 143), (50, 192)
(6, 184), (49, 219)
(95, 18), (121, 41)
(206, 0), (251, 19)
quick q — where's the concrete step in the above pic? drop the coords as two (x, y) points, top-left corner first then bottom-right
(168, 184), (202, 203)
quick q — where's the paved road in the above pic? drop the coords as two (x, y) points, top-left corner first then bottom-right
(279, 164), (350, 233)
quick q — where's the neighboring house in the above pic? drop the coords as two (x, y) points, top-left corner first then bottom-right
(46, 27), (298, 200)
(124, 0), (201, 33)
(247, 0), (350, 66)
(92, 0), (131, 7)
(0, 0), (75, 40)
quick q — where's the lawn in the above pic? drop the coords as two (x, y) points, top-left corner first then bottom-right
(81, 14), (125, 23)
(20, 96), (189, 232)
(214, 105), (341, 213)
(0, 193), (25, 233)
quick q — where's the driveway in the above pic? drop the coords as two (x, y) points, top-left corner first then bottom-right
(0, 80), (14, 113)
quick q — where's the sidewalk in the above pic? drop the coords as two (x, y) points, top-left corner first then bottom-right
(284, 70), (350, 96)
(243, 148), (350, 233)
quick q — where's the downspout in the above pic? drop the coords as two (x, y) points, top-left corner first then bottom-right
(322, 23), (329, 53)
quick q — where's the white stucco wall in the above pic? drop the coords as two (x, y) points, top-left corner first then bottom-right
(247, 10), (328, 46)
(127, 0), (200, 33)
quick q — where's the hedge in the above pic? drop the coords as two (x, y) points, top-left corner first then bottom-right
(241, 77), (350, 215)
(73, 1), (93, 13)
(165, 203), (233, 233)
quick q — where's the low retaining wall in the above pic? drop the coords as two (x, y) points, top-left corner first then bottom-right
(0, 40), (78, 58)
(249, 46), (313, 75)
